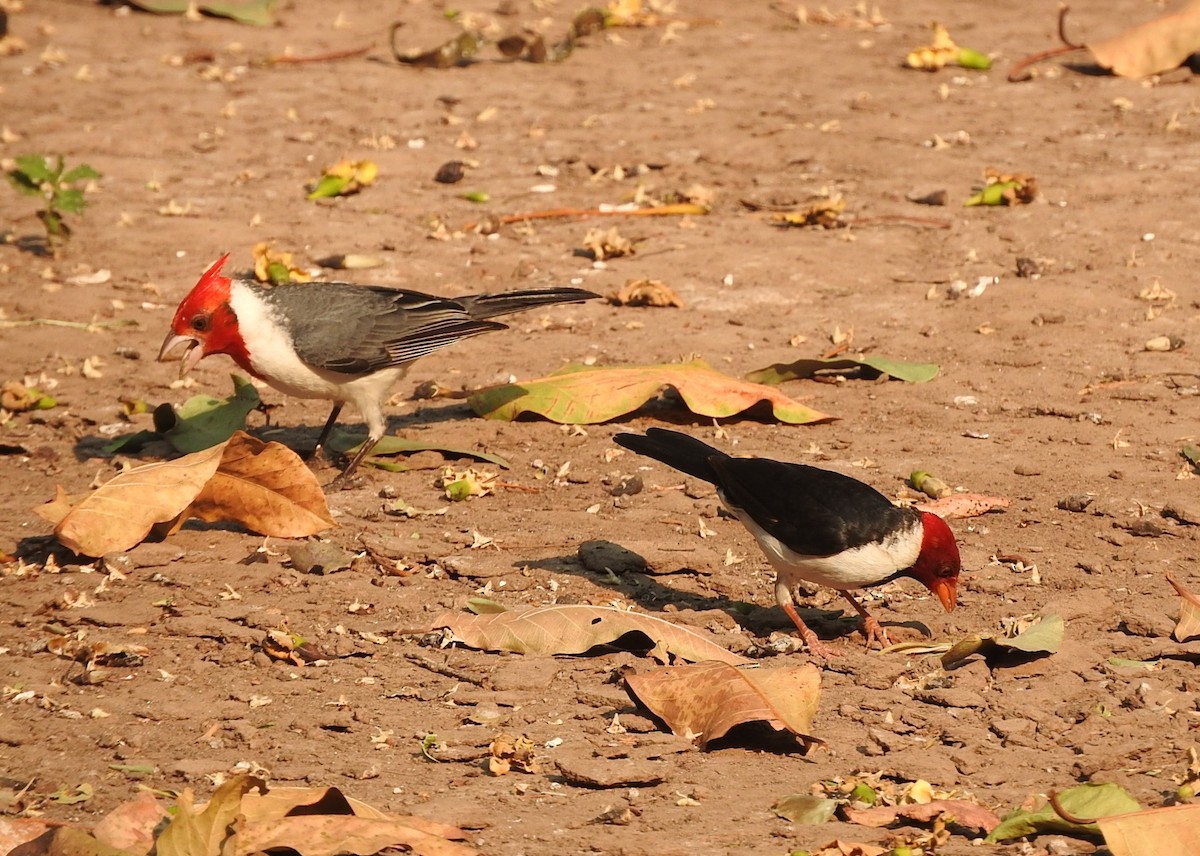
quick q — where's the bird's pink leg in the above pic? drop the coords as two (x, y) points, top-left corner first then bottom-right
(840, 591), (891, 648)
(776, 579), (837, 658)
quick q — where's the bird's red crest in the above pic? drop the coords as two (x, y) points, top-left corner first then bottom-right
(171, 252), (232, 330)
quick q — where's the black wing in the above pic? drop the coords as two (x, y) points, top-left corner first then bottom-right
(616, 428), (915, 556)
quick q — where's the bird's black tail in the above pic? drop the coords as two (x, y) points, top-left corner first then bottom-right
(459, 287), (599, 321)
(612, 428), (729, 484)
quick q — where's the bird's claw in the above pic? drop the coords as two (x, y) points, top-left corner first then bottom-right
(861, 616), (892, 649)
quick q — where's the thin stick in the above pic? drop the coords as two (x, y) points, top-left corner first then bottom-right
(401, 652), (489, 687)
(1008, 5), (1086, 82)
(462, 203), (707, 231)
(265, 45), (371, 66)
(0, 318), (137, 330)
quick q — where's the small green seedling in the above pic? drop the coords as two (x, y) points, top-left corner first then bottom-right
(6, 154), (100, 251)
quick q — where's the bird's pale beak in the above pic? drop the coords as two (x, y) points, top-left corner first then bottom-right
(931, 577), (958, 612)
(158, 331), (204, 376)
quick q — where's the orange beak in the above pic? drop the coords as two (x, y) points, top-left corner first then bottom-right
(931, 577), (958, 612)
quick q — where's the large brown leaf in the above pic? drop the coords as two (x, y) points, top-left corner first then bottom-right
(189, 432), (334, 538)
(1097, 803), (1200, 856)
(624, 660), (820, 748)
(36, 443), (226, 556)
(34, 432), (332, 557)
(842, 800), (1002, 834)
(1088, 0), (1200, 78)
(431, 604), (750, 665)
(468, 360), (833, 424)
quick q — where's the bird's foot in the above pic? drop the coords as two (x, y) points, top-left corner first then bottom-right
(325, 472), (366, 491)
(799, 627), (839, 659)
(860, 616), (892, 649)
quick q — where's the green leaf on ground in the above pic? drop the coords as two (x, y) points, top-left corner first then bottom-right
(469, 360), (834, 425)
(942, 614), (1064, 668)
(166, 374), (261, 453)
(328, 434), (512, 470)
(987, 782), (1141, 842)
(746, 355), (939, 385)
(123, 0), (276, 25)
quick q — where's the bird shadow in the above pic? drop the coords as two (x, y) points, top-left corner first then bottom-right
(518, 544), (923, 645)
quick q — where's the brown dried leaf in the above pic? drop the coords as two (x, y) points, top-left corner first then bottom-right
(189, 432), (334, 538)
(914, 493), (1010, 519)
(42, 443), (226, 556)
(624, 660), (820, 748)
(580, 226), (634, 261)
(1166, 573), (1200, 642)
(92, 791), (171, 853)
(607, 278), (684, 308)
(1088, 0), (1200, 78)
(1096, 802), (1200, 856)
(431, 604), (749, 665)
(841, 799), (1002, 834)
(769, 196), (846, 229)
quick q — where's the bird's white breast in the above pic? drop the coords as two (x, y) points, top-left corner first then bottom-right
(727, 502), (923, 591)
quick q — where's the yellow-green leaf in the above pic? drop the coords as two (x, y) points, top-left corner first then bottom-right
(468, 360), (833, 425)
(747, 355), (939, 385)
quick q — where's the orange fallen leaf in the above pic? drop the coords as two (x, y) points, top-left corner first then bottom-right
(1166, 573), (1200, 642)
(469, 360), (833, 425)
(1096, 802), (1200, 856)
(915, 493), (1009, 519)
(842, 799), (1002, 834)
(1088, 0), (1200, 78)
(189, 433), (334, 538)
(37, 443), (226, 556)
(34, 432), (333, 556)
(624, 660), (820, 748)
(432, 604), (749, 665)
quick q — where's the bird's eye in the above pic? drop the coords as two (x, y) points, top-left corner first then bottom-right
(190, 314), (210, 332)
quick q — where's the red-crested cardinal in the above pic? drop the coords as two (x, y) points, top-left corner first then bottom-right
(613, 428), (961, 654)
(159, 254), (598, 482)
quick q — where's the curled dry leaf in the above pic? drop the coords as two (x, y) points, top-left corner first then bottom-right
(606, 278), (684, 308)
(965, 168), (1038, 207)
(307, 159), (378, 201)
(769, 195), (846, 229)
(623, 660), (821, 749)
(253, 242), (310, 285)
(914, 493), (1010, 519)
(905, 21), (991, 71)
(468, 360), (833, 425)
(431, 604), (750, 665)
(579, 226), (634, 260)
(1166, 573), (1200, 642)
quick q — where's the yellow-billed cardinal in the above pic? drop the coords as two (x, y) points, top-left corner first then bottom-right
(159, 254), (598, 482)
(613, 428), (961, 654)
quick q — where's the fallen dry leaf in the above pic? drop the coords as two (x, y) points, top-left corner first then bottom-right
(432, 604), (749, 665)
(469, 360), (833, 425)
(188, 432), (335, 538)
(36, 443), (226, 556)
(914, 493), (1010, 519)
(92, 790), (171, 853)
(1088, 0), (1200, 78)
(1166, 573), (1200, 642)
(35, 432), (332, 556)
(1097, 802), (1200, 856)
(841, 799), (1002, 834)
(624, 660), (820, 748)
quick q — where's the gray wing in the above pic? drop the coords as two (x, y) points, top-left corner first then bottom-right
(261, 283), (506, 375)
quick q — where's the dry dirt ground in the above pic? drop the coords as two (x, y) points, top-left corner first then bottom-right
(3, 1), (1200, 854)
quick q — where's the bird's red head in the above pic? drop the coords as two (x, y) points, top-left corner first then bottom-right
(909, 512), (961, 612)
(157, 253), (251, 374)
